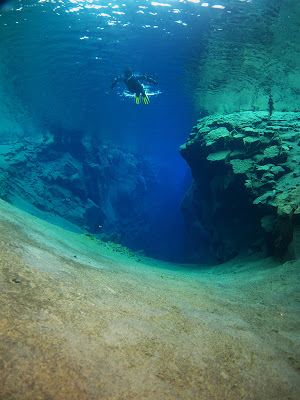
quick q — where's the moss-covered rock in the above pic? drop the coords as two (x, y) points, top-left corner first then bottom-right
(230, 159), (254, 175)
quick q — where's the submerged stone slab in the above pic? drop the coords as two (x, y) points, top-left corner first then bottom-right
(230, 159), (253, 174)
(263, 145), (280, 160)
(207, 150), (230, 162)
(205, 127), (231, 147)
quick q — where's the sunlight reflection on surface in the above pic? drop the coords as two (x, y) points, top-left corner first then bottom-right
(33, 0), (227, 32)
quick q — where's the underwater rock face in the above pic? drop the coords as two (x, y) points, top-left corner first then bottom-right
(187, 0), (300, 116)
(0, 137), (156, 250)
(180, 111), (300, 263)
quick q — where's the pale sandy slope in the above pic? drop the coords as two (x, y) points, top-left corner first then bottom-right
(0, 199), (299, 400)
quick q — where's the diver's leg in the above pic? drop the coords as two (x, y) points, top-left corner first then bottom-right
(142, 90), (150, 104)
(134, 92), (141, 104)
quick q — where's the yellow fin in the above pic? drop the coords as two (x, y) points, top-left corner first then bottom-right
(142, 95), (150, 104)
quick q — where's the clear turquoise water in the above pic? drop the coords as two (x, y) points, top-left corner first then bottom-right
(0, 0), (259, 261)
(0, 0), (214, 153)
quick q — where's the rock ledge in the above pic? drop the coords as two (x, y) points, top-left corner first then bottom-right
(180, 112), (300, 262)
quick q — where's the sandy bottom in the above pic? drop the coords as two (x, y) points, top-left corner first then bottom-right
(0, 199), (299, 400)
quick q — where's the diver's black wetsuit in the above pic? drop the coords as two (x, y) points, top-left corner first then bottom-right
(110, 74), (157, 96)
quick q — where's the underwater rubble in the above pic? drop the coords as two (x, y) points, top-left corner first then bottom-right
(180, 111), (300, 263)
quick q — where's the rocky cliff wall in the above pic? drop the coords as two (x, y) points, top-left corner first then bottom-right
(0, 136), (157, 252)
(180, 111), (300, 263)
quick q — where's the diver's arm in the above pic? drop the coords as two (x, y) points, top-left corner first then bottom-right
(138, 75), (158, 85)
(110, 77), (123, 90)
(146, 76), (158, 85)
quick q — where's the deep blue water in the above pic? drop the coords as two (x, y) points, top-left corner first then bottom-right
(0, 0), (253, 261)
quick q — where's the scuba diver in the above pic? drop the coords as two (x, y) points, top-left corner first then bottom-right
(110, 67), (158, 104)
